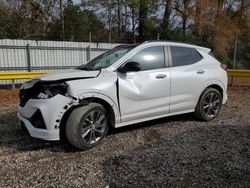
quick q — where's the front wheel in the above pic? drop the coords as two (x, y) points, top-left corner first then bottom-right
(195, 88), (222, 121)
(66, 103), (109, 150)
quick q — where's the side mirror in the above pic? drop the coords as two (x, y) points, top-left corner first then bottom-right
(117, 61), (141, 73)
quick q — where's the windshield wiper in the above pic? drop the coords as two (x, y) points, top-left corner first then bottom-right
(76, 67), (92, 71)
(76, 66), (102, 71)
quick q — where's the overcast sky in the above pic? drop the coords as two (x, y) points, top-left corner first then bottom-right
(73, 0), (81, 4)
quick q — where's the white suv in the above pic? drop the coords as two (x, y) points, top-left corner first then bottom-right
(18, 41), (228, 150)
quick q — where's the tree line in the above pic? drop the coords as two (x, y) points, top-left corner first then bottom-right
(0, 0), (250, 68)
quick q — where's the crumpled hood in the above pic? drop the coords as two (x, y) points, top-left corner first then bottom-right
(22, 69), (100, 89)
(36, 69), (100, 81)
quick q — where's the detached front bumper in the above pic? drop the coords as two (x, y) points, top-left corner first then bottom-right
(17, 95), (73, 141)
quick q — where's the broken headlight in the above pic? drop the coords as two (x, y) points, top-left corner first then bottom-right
(35, 83), (68, 99)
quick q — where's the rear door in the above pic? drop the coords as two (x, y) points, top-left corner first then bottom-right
(118, 46), (171, 122)
(169, 46), (210, 113)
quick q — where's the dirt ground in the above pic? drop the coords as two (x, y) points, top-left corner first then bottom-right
(0, 86), (249, 187)
(228, 76), (250, 86)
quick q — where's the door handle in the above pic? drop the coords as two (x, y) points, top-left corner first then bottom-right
(156, 74), (167, 79)
(197, 70), (205, 74)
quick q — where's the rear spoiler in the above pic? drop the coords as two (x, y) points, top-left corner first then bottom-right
(195, 46), (211, 54)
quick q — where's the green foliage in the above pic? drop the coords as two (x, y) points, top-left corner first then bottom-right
(0, 7), (12, 38)
(48, 2), (105, 41)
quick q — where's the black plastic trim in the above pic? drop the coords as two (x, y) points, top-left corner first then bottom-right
(115, 78), (122, 117)
(29, 110), (46, 129)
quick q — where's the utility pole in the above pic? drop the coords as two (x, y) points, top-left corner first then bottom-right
(231, 36), (238, 85)
(117, 0), (121, 42)
(60, 0), (65, 40)
(108, 0), (111, 43)
(89, 32), (92, 44)
(131, 4), (136, 43)
(233, 37), (238, 69)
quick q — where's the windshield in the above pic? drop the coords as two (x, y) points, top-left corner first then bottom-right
(78, 45), (137, 71)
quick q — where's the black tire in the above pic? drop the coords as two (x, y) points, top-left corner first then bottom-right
(19, 121), (30, 136)
(195, 88), (222, 121)
(66, 103), (109, 150)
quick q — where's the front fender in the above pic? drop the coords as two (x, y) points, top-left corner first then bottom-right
(74, 91), (121, 124)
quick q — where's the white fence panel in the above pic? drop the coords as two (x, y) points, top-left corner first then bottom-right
(0, 39), (120, 85)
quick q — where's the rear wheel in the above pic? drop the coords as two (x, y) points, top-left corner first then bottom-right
(195, 88), (222, 121)
(66, 103), (108, 150)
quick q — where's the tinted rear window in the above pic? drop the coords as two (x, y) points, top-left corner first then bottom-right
(170, 46), (202, 66)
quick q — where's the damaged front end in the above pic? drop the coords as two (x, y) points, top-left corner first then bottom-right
(17, 69), (120, 141)
(18, 80), (78, 141)
(20, 81), (69, 107)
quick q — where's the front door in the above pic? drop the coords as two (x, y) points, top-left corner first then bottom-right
(118, 46), (171, 123)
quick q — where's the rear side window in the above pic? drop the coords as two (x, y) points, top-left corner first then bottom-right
(170, 46), (202, 67)
(126, 46), (165, 71)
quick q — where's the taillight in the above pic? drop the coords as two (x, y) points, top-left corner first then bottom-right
(220, 64), (227, 71)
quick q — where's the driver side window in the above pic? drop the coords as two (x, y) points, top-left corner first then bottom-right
(126, 46), (165, 71)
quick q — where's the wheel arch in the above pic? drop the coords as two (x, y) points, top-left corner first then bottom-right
(194, 84), (224, 121)
(59, 96), (119, 141)
(195, 82), (225, 108)
(206, 84), (223, 99)
(200, 78), (226, 100)
(83, 97), (116, 128)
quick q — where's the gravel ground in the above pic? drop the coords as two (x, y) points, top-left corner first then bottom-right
(0, 86), (249, 187)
